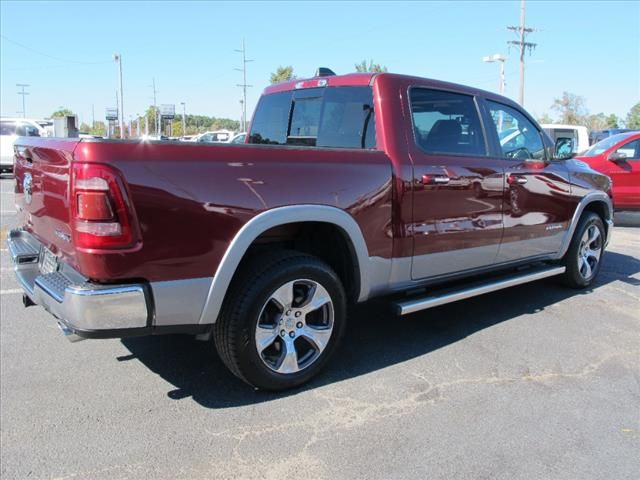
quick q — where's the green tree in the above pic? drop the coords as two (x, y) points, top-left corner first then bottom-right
(605, 114), (619, 128)
(551, 92), (587, 125)
(584, 113), (608, 131)
(51, 107), (74, 117)
(354, 60), (388, 73)
(625, 102), (640, 129)
(537, 113), (553, 124)
(270, 65), (295, 84)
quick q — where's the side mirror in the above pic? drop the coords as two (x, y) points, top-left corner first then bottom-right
(607, 151), (627, 162)
(554, 137), (575, 160)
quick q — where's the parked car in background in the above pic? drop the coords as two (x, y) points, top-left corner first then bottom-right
(0, 117), (45, 174)
(229, 132), (247, 144)
(196, 129), (233, 143)
(589, 128), (637, 145)
(541, 124), (590, 155)
(577, 132), (640, 210)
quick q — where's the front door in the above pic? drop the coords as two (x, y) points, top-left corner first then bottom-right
(482, 100), (573, 263)
(608, 137), (640, 208)
(408, 87), (505, 280)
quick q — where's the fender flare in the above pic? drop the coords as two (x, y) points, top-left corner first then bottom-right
(198, 205), (372, 324)
(556, 191), (613, 259)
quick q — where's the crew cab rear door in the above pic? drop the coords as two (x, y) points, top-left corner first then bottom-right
(407, 87), (505, 280)
(480, 100), (572, 262)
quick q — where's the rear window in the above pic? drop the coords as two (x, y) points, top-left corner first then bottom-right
(0, 121), (17, 136)
(249, 86), (376, 149)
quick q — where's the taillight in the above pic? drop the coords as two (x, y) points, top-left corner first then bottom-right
(71, 163), (140, 251)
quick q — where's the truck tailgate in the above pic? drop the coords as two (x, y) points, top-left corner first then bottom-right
(13, 138), (81, 265)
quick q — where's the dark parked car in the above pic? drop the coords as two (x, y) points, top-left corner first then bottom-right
(589, 128), (637, 145)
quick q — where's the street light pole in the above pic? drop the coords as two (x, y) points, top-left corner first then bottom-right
(113, 53), (124, 138)
(180, 102), (186, 137)
(482, 54), (507, 95)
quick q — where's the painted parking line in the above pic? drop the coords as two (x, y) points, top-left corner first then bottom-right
(0, 289), (21, 295)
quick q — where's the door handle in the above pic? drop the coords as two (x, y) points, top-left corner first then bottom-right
(508, 175), (527, 185)
(422, 175), (450, 185)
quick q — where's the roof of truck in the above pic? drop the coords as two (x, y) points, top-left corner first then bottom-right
(261, 72), (519, 111)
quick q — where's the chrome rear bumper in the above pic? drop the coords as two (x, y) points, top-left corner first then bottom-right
(7, 229), (150, 339)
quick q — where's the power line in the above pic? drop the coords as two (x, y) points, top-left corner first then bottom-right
(16, 83), (30, 118)
(507, 0), (537, 106)
(234, 38), (253, 132)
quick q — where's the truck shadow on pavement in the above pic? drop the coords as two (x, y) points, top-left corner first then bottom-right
(120, 250), (639, 408)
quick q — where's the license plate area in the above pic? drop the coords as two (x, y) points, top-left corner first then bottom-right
(39, 247), (59, 275)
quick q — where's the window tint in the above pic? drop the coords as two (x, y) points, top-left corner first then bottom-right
(317, 87), (376, 149)
(288, 94), (322, 146)
(410, 88), (486, 156)
(0, 121), (16, 136)
(248, 86), (376, 149)
(249, 91), (293, 145)
(615, 138), (639, 160)
(486, 101), (545, 160)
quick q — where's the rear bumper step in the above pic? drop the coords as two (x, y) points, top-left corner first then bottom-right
(7, 229), (150, 340)
(395, 265), (566, 316)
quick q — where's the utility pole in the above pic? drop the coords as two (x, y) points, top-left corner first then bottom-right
(91, 104), (95, 128)
(113, 53), (124, 138)
(507, 0), (536, 106)
(151, 78), (159, 135)
(180, 102), (186, 137)
(234, 38), (253, 132)
(16, 84), (30, 118)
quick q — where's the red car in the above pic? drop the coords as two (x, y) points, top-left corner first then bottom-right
(577, 132), (640, 210)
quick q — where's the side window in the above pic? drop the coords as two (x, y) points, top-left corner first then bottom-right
(615, 139), (639, 160)
(410, 88), (486, 156)
(486, 101), (545, 160)
(24, 124), (40, 137)
(249, 91), (293, 145)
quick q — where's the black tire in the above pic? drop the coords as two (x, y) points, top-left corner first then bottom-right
(561, 212), (605, 288)
(214, 250), (347, 391)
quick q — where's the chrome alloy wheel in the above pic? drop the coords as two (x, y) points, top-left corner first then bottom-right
(577, 224), (602, 280)
(255, 279), (334, 374)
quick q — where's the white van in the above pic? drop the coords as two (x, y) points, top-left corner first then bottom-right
(540, 124), (589, 155)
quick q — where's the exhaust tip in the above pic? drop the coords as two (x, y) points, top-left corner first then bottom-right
(56, 322), (86, 343)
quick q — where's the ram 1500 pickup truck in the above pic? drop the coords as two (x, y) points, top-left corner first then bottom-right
(8, 71), (613, 390)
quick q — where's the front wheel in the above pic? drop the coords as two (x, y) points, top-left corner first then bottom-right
(561, 212), (605, 288)
(214, 251), (347, 390)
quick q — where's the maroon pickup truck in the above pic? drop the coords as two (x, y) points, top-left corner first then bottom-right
(8, 71), (613, 390)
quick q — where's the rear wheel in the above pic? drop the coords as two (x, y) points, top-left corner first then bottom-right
(561, 212), (605, 288)
(214, 250), (347, 390)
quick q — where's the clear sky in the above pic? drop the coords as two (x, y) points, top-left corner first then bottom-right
(1, 0), (639, 127)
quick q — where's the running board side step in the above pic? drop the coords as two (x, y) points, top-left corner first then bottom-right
(395, 266), (566, 316)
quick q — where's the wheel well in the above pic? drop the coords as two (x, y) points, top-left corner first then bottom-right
(583, 200), (611, 235)
(245, 222), (361, 303)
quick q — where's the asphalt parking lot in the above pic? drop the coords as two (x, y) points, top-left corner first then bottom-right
(0, 175), (638, 480)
